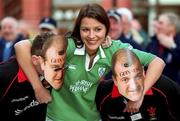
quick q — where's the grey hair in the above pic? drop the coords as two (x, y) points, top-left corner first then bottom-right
(1, 16), (18, 29)
(162, 12), (180, 33)
(116, 8), (133, 22)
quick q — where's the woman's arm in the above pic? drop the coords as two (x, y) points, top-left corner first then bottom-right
(143, 56), (165, 93)
(14, 40), (51, 103)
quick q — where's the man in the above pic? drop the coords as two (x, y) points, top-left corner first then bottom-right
(0, 17), (24, 62)
(39, 17), (58, 34)
(116, 8), (145, 48)
(146, 12), (180, 84)
(96, 49), (180, 121)
(0, 32), (67, 121)
(104, 9), (143, 80)
(13, 17), (59, 105)
(107, 9), (142, 51)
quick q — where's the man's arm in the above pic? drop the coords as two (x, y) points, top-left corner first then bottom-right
(14, 40), (51, 103)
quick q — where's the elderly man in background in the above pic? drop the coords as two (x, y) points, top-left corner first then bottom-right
(0, 16), (24, 62)
(146, 12), (180, 84)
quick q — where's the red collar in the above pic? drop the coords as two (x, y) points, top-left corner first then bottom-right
(111, 84), (153, 98)
(17, 67), (28, 83)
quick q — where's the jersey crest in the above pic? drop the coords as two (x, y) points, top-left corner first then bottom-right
(98, 67), (106, 77)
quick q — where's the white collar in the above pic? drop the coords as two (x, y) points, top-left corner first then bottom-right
(74, 44), (106, 58)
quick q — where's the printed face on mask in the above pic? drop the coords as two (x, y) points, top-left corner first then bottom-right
(40, 42), (66, 90)
(113, 62), (144, 101)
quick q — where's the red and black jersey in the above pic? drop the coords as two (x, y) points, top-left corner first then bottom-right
(95, 75), (180, 121)
(0, 58), (47, 121)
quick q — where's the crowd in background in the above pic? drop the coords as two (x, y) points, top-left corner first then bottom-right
(1, 6), (180, 86)
(106, 8), (180, 85)
(0, 16), (58, 61)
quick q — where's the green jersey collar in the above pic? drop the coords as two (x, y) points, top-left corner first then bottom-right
(74, 44), (106, 59)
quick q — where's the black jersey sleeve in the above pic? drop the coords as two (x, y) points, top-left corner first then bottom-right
(153, 75), (180, 121)
(95, 79), (114, 111)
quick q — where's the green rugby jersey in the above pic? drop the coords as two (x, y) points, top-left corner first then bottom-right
(47, 39), (156, 121)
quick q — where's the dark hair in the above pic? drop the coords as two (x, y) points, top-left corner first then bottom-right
(71, 3), (110, 48)
(31, 32), (67, 60)
(112, 49), (143, 76)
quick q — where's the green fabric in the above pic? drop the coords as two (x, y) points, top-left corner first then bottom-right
(47, 39), (156, 121)
(28, 38), (34, 44)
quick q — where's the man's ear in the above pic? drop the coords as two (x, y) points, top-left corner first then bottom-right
(112, 75), (118, 86)
(39, 56), (45, 71)
(31, 55), (39, 65)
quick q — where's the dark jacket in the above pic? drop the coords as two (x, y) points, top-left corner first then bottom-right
(0, 34), (24, 62)
(0, 58), (47, 121)
(118, 34), (143, 51)
(96, 75), (180, 121)
(146, 35), (180, 82)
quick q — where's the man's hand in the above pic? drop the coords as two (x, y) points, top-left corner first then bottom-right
(123, 95), (144, 113)
(157, 33), (176, 49)
(101, 36), (112, 48)
(34, 86), (52, 104)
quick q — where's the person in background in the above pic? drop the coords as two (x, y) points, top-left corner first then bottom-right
(116, 8), (145, 49)
(146, 12), (180, 84)
(0, 16), (25, 62)
(0, 32), (67, 121)
(131, 18), (149, 48)
(107, 9), (123, 40)
(18, 20), (32, 39)
(107, 9), (143, 51)
(14, 4), (165, 121)
(104, 9), (143, 80)
(12, 17), (59, 104)
(38, 17), (58, 34)
(96, 48), (180, 121)
(0, 23), (2, 37)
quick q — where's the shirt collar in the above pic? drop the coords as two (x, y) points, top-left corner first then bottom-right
(18, 67), (28, 83)
(74, 44), (85, 55)
(111, 84), (153, 98)
(74, 44), (106, 58)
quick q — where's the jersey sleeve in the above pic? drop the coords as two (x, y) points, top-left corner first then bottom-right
(66, 38), (76, 59)
(153, 75), (180, 121)
(112, 40), (156, 67)
(95, 80), (114, 111)
(28, 38), (34, 44)
(131, 48), (156, 67)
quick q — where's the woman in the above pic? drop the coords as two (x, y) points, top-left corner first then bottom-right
(15, 4), (165, 121)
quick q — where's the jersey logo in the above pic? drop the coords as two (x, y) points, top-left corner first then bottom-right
(68, 64), (76, 70)
(69, 80), (92, 93)
(98, 67), (106, 77)
(147, 106), (157, 120)
(108, 115), (125, 120)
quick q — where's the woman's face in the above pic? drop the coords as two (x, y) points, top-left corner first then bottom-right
(80, 17), (106, 55)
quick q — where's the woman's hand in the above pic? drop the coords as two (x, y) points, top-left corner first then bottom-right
(34, 86), (52, 104)
(101, 36), (112, 48)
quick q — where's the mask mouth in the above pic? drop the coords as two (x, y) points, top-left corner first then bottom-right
(39, 75), (51, 88)
(42, 79), (51, 89)
(128, 85), (142, 93)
